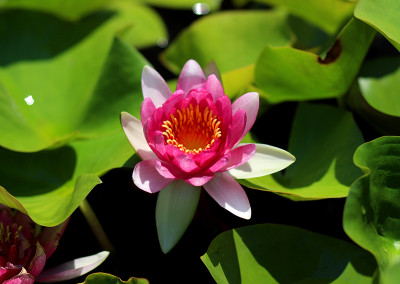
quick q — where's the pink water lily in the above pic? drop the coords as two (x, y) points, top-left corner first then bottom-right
(121, 60), (295, 252)
(0, 204), (109, 283)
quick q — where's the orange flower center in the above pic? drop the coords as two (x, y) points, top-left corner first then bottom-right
(162, 103), (222, 154)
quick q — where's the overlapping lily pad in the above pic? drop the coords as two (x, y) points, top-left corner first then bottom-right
(358, 57), (400, 117)
(161, 10), (294, 74)
(343, 137), (400, 275)
(202, 224), (376, 283)
(0, 0), (167, 49)
(239, 103), (364, 200)
(0, 10), (147, 152)
(255, 18), (375, 103)
(0, 0), (111, 20)
(355, 0), (400, 51)
(81, 273), (149, 284)
(0, 10), (148, 225)
(255, 0), (356, 35)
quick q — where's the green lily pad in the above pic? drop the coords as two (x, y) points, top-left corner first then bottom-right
(220, 65), (255, 99)
(142, 0), (221, 10)
(239, 103), (364, 200)
(286, 14), (331, 53)
(255, 0), (356, 34)
(380, 262), (400, 284)
(0, 10), (147, 152)
(0, 0), (111, 20)
(202, 224), (376, 283)
(81, 273), (149, 284)
(355, 0), (400, 51)
(345, 82), (400, 136)
(343, 137), (400, 274)
(255, 18), (376, 104)
(101, 0), (167, 49)
(0, 1), (166, 49)
(161, 10), (294, 74)
(0, 11), (148, 225)
(358, 57), (400, 117)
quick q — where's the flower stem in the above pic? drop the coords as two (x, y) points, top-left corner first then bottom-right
(79, 199), (115, 253)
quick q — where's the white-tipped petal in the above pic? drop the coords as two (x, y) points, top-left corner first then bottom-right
(204, 172), (251, 220)
(228, 143), (295, 179)
(176, 60), (206, 95)
(133, 160), (172, 193)
(36, 251), (109, 283)
(142, 65), (172, 108)
(121, 112), (157, 161)
(156, 180), (200, 253)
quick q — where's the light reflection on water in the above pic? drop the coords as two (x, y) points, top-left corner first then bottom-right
(24, 95), (34, 105)
(193, 3), (210, 15)
(157, 37), (168, 48)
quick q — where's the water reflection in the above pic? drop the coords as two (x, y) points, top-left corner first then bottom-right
(193, 3), (210, 15)
(157, 37), (168, 48)
(24, 95), (34, 105)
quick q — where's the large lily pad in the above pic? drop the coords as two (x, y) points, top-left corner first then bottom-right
(161, 10), (294, 74)
(255, 0), (356, 35)
(239, 103), (364, 200)
(202, 224), (376, 283)
(0, 10), (148, 225)
(0, 10), (146, 152)
(255, 18), (375, 103)
(0, 1), (166, 49)
(343, 137), (400, 274)
(0, 0), (111, 20)
(358, 57), (400, 117)
(100, 0), (167, 49)
(355, 0), (400, 51)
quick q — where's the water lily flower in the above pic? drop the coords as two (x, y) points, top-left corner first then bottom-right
(121, 60), (295, 253)
(0, 204), (109, 283)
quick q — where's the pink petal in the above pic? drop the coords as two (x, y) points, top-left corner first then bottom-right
(186, 88), (213, 105)
(13, 213), (35, 240)
(4, 268), (34, 284)
(0, 264), (21, 282)
(35, 251), (109, 283)
(231, 92), (259, 140)
(161, 91), (185, 115)
(153, 131), (167, 158)
(38, 220), (69, 260)
(142, 108), (165, 148)
(219, 144), (256, 172)
(227, 109), (246, 150)
(192, 147), (219, 169)
(204, 172), (251, 219)
(215, 95), (232, 134)
(142, 65), (172, 108)
(209, 153), (231, 172)
(27, 243), (46, 278)
(140, 97), (156, 124)
(121, 112), (157, 161)
(155, 160), (183, 179)
(176, 60), (206, 96)
(183, 172), (214, 186)
(204, 74), (225, 102)
(165, 145), (201, 173)
(133, 160), (173, 193)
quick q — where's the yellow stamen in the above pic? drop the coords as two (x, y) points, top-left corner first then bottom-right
(161, 104), (222, 154)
